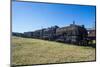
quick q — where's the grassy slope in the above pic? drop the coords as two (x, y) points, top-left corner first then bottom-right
(12, 36), (95, 65)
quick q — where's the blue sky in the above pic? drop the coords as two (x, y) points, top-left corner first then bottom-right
(12, 1), (96, 33)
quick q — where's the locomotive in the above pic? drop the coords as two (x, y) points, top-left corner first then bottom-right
(56, 23), (88, 45)
(19, 22), (88, 45)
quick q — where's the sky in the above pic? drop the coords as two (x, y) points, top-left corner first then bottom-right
(12, 1), (96, 33)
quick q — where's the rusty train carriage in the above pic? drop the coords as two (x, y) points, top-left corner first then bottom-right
(42, 26), (59, 40)
(18, 23), (89, 46)
(12, 22), (96, 46)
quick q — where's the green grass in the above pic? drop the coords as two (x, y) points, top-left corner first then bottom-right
(12, 36), (96, 65)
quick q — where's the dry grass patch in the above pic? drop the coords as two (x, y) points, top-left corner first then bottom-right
(12, 36), (96, 65)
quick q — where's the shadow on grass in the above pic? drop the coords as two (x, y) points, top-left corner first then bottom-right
(56, 41), (96, 48)
(86, 43), (96, 48)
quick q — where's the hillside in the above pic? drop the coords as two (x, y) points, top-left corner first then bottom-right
(12, 36), (95, 66)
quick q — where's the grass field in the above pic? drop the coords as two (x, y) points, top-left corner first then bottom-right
(12, 36), (96, 66)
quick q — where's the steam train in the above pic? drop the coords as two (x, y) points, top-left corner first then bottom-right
(17, 22), (88, 45)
